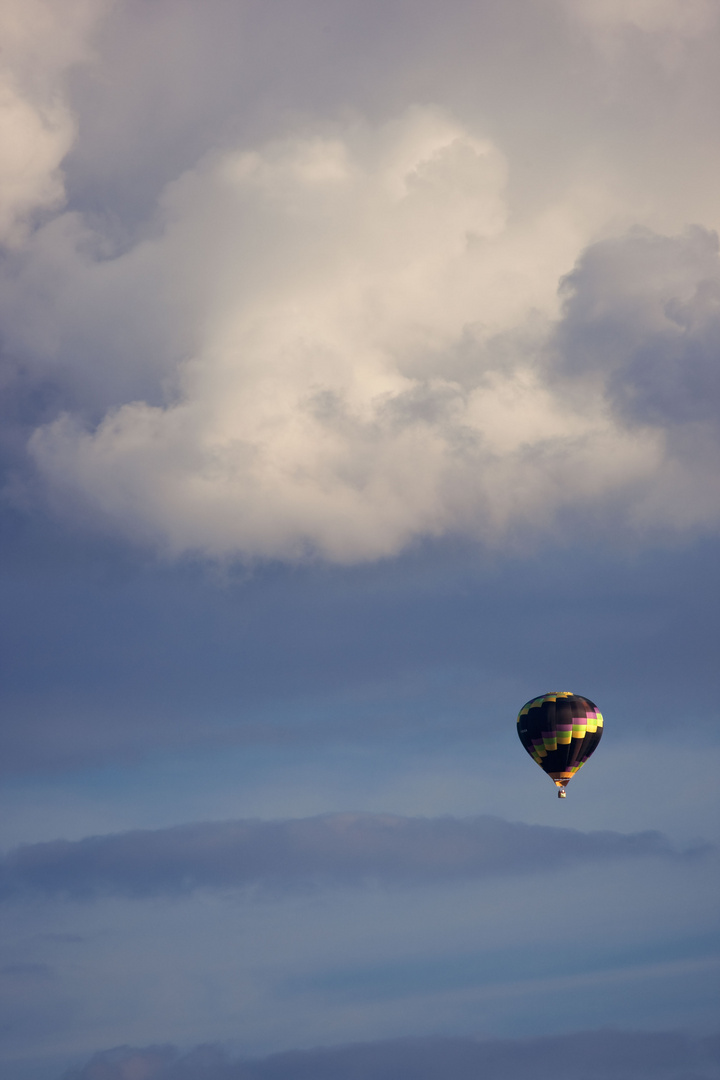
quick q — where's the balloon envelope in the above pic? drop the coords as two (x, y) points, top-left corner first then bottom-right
(517, 692), (603, 796)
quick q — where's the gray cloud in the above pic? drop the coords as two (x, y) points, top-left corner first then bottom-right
(0, 814), (690, 901)
(555, 227), (720, 430)
(62, 1031), (720, 1080)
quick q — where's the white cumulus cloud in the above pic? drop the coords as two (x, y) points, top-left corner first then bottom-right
(0, 0), (716, 564)
(25, 105), (708, 563)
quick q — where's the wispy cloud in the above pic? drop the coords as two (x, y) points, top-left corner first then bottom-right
(63, 1029), (720, 1080)
(0, 814), (693, 901)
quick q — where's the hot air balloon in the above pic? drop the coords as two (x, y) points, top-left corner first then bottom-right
(517, 692), (603, 798)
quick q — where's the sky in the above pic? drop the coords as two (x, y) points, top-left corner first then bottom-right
(1, 1), (719, 1077)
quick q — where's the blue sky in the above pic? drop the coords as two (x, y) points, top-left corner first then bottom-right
(1, 2), (719, 1078)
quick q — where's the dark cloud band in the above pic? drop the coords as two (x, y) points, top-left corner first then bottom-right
(64, 1029), (720, 1080)
(0, 813), (691, 901)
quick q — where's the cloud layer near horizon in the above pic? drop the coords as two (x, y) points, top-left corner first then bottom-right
(0, 813), (688, 900)
(62, 1030), (720, 1080)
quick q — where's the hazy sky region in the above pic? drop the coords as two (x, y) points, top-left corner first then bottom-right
(1, 1), (719, 1078)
